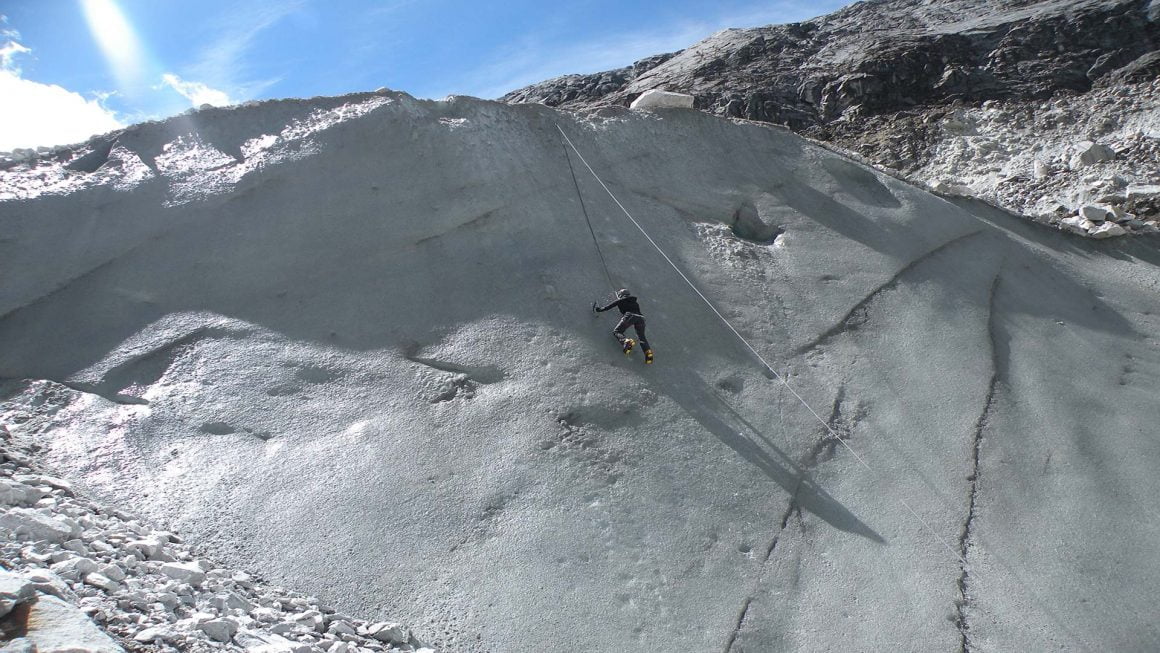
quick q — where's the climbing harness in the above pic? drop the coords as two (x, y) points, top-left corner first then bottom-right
(555, 123), (967, 566)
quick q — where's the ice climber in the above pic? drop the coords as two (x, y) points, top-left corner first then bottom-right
(594, 288), (654, 364)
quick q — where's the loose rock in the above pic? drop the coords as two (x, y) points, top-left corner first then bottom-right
(1079, 204), (1112, 222)
(1090, 222), (1128, 238)
(1070, 141), (1116, 168)
(23, 594), (125, 653)
(0, 568), (36, 617)
(0, 509), (79, 542)
(198, 617), (240, 643)
(159, 561), (207, 585)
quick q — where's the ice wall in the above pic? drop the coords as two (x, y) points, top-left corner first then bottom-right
(2, 91), (1158, 652)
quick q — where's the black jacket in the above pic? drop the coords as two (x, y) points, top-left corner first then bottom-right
(597, 295), (643, 316)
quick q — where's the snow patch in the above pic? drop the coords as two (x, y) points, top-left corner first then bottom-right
(0, 94), (393, 205)
(630, 89), (695, 110)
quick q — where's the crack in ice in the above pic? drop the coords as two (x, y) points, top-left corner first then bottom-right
(796, 230), (984, 355)
(956, 272), (1002, 652)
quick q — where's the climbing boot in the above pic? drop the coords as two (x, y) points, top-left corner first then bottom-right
(622, 338), (635, 355)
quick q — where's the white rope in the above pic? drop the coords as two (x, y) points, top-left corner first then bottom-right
(556, 123), (966, 566)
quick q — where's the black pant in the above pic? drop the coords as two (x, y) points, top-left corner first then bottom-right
(614, 313), (650, 351)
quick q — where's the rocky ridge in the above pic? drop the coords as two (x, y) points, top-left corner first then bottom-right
(1, 381), (434, 653)
(502, 0), (1160, 238)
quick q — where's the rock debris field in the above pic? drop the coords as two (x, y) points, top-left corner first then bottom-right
(2, 91), (1160, 652)
(909, 77), (1160, 239)
(1, 421), (432, 652)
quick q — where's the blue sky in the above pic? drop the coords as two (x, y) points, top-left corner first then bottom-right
(0, 0), (850, 150)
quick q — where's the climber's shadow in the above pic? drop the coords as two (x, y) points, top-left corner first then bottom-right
(658, 372), (885, 544)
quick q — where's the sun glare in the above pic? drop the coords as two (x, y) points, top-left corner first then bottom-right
(80, 0), (147, 90)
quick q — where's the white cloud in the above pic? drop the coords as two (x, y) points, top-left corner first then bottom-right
(0, 30), (123, 150)
(182, 1), (303, 101)
(160, 73), (231, 107)
(0, 69), (124, 151)
(1, 14), (17, 37)
(0, 39), (30, 71)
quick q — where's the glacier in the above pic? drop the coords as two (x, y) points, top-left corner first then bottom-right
(2, 90), (1159, 652)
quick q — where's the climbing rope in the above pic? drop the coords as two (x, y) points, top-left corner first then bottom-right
(561, 135), (616, 292)
(555, 123), (967, 566)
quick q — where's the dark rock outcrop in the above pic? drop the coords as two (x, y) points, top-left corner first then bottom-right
(502, 0), (1160, 235)
(503, 0), (1159, 127)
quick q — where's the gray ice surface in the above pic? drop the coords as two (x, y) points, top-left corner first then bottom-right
(1, 92), (1158, 652)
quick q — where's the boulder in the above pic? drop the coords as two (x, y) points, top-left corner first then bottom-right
(0, 509), (80, 542)
(1090, 222), (1127, 239)
(82, 573), (120, 593)
(942, 110), (975, 134)
(13, 475), (74, 495)
(50, 556), (99, 581)
(1127, 184), (1160, 201)
(1093, 190), (1127, 205)
(61, 539), (88, 555)
(365, 621), (410, 644)
(929, 180), (973, 196)
(132, 626), (173, 643)
(97, 564), (126, 582)
(153, 591), (181, 610)
(327, 619), (357, 636)
(124, 538), (163, 559)
(1079, 205), (1111, 222)
(21, 550), (53, 565)
(1, 449), (34, 468)
(211, 591), (254, 613)
(1060, 216), (1091, 234)
(0, 568), (36, 618)
(288, 611), (324, 633)
(0, 480), (47, 506)
(233, 629), (299, 652)
(250, 606), (280, 623)
(630, 89), (695, 110)
(22, 570), (76, 602)
(1069, 141), (1116, 168)
(159, 562), (206, 585)
(23, 594), (125, 653)
(198, 617), (239, 643)
(269, 621), (300, 636)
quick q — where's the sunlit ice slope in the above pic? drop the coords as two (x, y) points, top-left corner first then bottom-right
(2, 90), (1159, 652)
